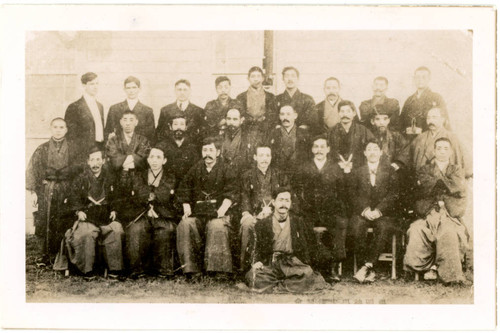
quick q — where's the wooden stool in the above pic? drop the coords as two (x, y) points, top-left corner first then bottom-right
(353, 228), (397, 280)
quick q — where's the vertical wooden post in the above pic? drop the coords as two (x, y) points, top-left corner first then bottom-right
(263, 30), (275, 93)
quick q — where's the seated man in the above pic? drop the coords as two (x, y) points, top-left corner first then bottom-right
(294, 135), (348, 283)
(404, 137), (469, 283)
(350, 139), (399, 283)
(54, 147), (124, 279)
(245, 188), (328, 293)
(125, 146), (178, 278)
(176, 137), (237, 279)
(239, 145), (289, 275)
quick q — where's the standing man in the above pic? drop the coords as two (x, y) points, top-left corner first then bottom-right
(310, 77), (344, 135)
(294, 135), (348, 283)
(26, 118), (83, 265)
(239, 145), (289, 275)
(267, 105), (311, 177)
(327, 100), (375, 174)
(156, 113), (199, 190)
(203, 76), (242, 138)
(176, 137), (237, 279)
(359, 76), (400, 132)
(105, 76), (155, 143)
(399, 66), (449, 139)
(54, 147), (124, 279)
(404, 137), (468, 283)
(350, 140), (399, 283)
(65, 72), (105, 156)
(156, 79), (205, 145)
(245, 188), (327, 293)
(237, 66), (278, 143)
(276, 67), (316, 129)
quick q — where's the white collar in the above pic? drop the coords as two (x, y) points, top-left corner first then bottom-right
(83, 93), (97, 104)
(178, 100), (189, 110)
(435, 160), (449, 172)
(127, 98), (138, 109)
(314, 158), (327, 170)
(367, 161), (379, 172)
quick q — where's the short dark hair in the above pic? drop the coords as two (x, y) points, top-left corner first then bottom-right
(324, 76), (340, 87)
(338, 100), (357, 113)
(121, 110), (138, 119)
(81, 72), (98, 84)
(50, 117), (66, 126)
(364, 138), (382, 151)
(87, 146), (104, 159)
(279, 104), (297, 113)
(415, 66), (431, 75)
(215, 76), (231, 87)
(202, 136), (221, 150)
(124, 76), (141, 88)
(434, 137), (452, 148)
(312, 134), (329, 146)
(282, 66), (299, 78)
(374, 76), (388, 85)
(254, 144), (272, 155)
(273, 186), (292, 200)
(175, 79), (191, 88)
(149, 146), (166, 157)
(248, 66), (264, 77)
(169, 112), (187, 125)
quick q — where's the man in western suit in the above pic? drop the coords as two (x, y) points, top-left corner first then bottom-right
(64, 72), (105, 157)
(105, 76), (155, 143)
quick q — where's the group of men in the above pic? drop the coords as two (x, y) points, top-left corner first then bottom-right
(26, 65), (472, 293)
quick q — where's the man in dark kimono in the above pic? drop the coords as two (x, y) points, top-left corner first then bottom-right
(106, 110), (150, 187)
(327, 100), (375, 174)
(203, 76), (242, 138)
(54, 148), (124, 279)
(276, 67), (316, 129)
(219, 108), (263, 177)
(245, 188), (327, 293)
(350, 139), (399, 283)
(239, 145), (289, 275)
(176, 137), (237, 279)
(404, 138), (468, 284)
(124, 147), (178, 278)
(156, 113), (199, 190)
(156, 79), (205, 145)
(236, 66), (278, 143)
(310, 77), (345, 135)
(105, 76), (156, 143)
(399, 66), (449, 140)
(359, 76), (401, 132)
(64, 72), (105, 155)
(26, 118), (83, 264)
(267, 105), (311, 178)
(294, 135), (348, 283)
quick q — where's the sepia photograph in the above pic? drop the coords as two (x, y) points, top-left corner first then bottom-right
(1, 4), (496, 331)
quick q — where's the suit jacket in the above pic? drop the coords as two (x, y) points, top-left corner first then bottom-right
(254, 213), (315, 266)
(203, 98), (242, 138)
(327, 122), (375, 169)
(399, 88), (449, 135)
(64, 96), (105, 157)
(374, 129), (408, 164)
(267, 124), (311, 172)
(294, 158), (347, 222)
(236, 89), (278, 134)
(358, 96), (400, 132)
(156, 136), (199, 189)
(240, 166), (289, 215)
(415, 160), (466, 218)
(276, 89), (315, 128)
(348, 160), (399, 217)
(105, 132), (150, 172)
(156, 102), (205, 144)
(105, 100), (155, 143)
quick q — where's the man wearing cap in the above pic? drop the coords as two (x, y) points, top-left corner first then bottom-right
(359, 76), (400, 133)
(203, 76), (242, 139)
(105, 76), (155, 143)
(64, 72), (105, 156)
(276, 67), (316, 129)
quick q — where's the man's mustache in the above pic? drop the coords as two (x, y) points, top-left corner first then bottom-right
(341, 116), (350, 120)
(203, 156), (214, 160)
(327, 93), (338, 98)
(282, 119), (290, 123)
(277, 206), (289, 210)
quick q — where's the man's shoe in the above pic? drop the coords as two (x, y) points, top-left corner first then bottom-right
(330, 270), (341, 282)
(354, 265), (370, 283)
(423, 269), (438, 280)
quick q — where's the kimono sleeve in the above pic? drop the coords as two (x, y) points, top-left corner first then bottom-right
(240, 171), (253, 214)
(106, 136), (127, 170)
(131, 136), (151, 169)
(177, 165), (195, 205)
(26, 146), (44, 193)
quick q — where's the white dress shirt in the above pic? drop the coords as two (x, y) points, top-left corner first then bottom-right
(83, 93), (104, 142)
(435, 160), (449, 173)
(127, 98), (138, 111)
(314, 158), (327, 171)
(367, 161), (380, 186)
(178, 100), (189, 111)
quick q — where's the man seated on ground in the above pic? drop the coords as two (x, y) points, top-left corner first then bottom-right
(350, 139), (399, 283)
(404, 137), (469, 284)
(176, 137), (237, 281)
(125, 146), (178, 279)
(54, 147), (124, 280)
(239, 145), (289, 276)
(245, 188), (328, 293)
(294, 135), (348, 283)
